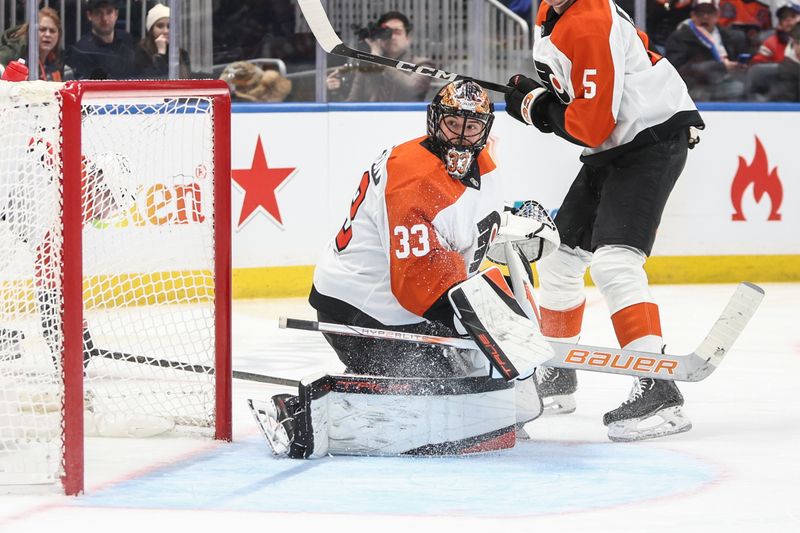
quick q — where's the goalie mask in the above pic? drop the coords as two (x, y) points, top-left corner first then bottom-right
(427, 80), (494, 181)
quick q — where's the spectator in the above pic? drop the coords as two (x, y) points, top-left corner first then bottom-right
(647, 0), (694, 53)
(768, 23), (800, 100)
(0, 7), (64, 81)
(718, 0), (773, 30)
(665, 0), (749, 100)
(66, 0), (136, 80)
(500, 0), (534, 21)
(326, 11), (434, 102)
(752, 3), (800, 63)
(718, 0), (773, 51)
(134, 4), (191, 79)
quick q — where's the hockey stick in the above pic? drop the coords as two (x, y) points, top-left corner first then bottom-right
(86, 346), (299, 387)
(297, 0), (512, 94)
(280, 282), (764, 382)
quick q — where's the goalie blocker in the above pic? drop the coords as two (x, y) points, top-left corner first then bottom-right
(449, 266), (553, 380)
(249, 373), (546, 459)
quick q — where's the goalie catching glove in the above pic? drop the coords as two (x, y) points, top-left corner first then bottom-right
(487, 200), (560, 264)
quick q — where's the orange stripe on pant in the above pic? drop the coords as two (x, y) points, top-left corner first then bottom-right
(611, 302), (662, 349)
(540, 301), (585, 339)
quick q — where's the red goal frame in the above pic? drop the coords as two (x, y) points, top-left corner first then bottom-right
(58, 80), (231, 495)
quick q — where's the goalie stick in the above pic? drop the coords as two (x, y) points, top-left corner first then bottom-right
(280, 281), (764, 382)
(83, 344), (298, 387)
(297, 0), (511, 94)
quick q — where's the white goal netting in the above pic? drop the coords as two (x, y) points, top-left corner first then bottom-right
(0, 80), (229, 491)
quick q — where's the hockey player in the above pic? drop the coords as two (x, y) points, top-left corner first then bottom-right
(504, 0), (706, 441)
(252, 80), (560, 458)
(2, 133), (133, 367)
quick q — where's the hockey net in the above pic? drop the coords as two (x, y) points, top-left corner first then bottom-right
(0, 80), (231, 494)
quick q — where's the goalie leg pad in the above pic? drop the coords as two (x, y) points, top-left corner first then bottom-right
(251, 373), (519, 458)
(448, 267), (553, 380)
(515, 375), (543, 427)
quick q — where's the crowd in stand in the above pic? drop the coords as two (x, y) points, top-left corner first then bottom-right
(649, 0), (800, 102)
(1, 0), (799, 103)
(0, 0), (190, 81)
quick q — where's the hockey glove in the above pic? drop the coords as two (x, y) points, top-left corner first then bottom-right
(505, 75), (553, 133)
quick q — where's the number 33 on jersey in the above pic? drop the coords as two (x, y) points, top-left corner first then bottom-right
(314, 136), (504, 325)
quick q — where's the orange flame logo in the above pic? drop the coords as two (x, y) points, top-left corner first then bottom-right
(731, 136), (782, 221)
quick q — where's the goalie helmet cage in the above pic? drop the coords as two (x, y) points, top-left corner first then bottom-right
(0, 80), (232, 495)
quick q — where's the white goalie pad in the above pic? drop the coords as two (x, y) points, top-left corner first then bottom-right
(252, 374), (519, 459)
(448, 266), (553, 380)
(309, 374), (517, 458)
(515, 375), (543, 426)
(487, 200), (560, 264)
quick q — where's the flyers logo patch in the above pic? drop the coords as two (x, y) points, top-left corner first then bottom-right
(535, 61), (572, 105)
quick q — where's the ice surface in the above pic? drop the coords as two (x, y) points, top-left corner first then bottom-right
(1, 283), (798, 533)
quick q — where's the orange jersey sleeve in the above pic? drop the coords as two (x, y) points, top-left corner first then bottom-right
(553, 7), (616, 147)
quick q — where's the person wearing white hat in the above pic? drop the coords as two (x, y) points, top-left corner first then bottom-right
(134, 3), (191, 79)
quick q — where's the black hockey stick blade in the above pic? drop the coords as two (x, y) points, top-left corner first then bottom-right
(279, 282), (764, 382)
(88, 347), (298, 387)
(297, 0), (512, 94)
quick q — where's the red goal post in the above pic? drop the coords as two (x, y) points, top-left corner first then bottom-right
(0, 80), (231, 495)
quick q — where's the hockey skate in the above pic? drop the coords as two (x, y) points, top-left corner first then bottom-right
(248, 394), (299, 456)
(535, 366), (577, 415)
(603, 378), (691, 442)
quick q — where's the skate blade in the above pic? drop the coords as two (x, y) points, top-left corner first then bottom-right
(541, 394), (576, 415)
(607, 406), (692, 442)
(247, 398), (290, 456)
(515, 423), (531, 440)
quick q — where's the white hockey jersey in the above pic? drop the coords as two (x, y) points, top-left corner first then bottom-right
(311, 137), (504, 326)
(532, 0), (703, 161)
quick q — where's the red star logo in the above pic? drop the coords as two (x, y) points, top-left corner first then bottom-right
(232, 135), (296, 229)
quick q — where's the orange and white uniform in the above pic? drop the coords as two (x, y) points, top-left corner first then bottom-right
(311, 137), (503, 326)
(532, 0), (703, 162)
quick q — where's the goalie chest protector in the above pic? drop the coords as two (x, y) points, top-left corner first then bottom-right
(312, 136), (504, 326)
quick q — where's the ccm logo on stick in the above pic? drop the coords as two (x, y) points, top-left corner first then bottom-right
(396, 61), (458, 81)
(564, 349), (678, 375)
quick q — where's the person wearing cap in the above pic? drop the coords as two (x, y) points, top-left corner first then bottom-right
(768, 22), (800, 100)
(664, 0), (749, 100)
(65, 0), (135, 80)
(752, 3), (800, 64)
(134, 3), (191, 79)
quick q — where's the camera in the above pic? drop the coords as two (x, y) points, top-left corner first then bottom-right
(352, 23), (393, 41)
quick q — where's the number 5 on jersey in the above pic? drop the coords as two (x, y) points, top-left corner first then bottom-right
(335, 171), (370, 251)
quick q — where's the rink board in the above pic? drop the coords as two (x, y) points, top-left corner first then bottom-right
(228, 103), (800, 295)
